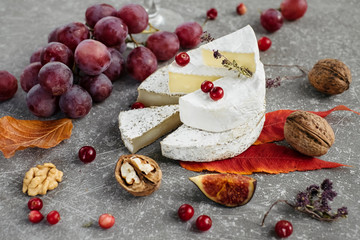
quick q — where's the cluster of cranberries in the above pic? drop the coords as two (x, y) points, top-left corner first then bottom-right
(27, 198), (60, 225)
(201, 81), (224, 101)
(178, 204), (212, 232)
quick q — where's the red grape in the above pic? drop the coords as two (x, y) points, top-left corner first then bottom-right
(30, 47), (42, 63)
(103, 48), (125, 82)
(116, 4), (148, 34)
(40, 42), (74, 68)
(146, 31), (180, 61)
(48, 26), (61, 43)
(26, 84), (59, 117)
(260, 9), (283, 33)
(74, 39), (111, 76)
(79, 74), (112, 102)
(56, 22), (90, 52)
(59, 85), (92, 119)
(0, 71), (18, 101)
(38, 62), (73, 96)
(20, 62), (42, 92)
(94, 16), (128, 47)
(175, 22), (203, 49)
(85, 3), (117, 28)
(280, 0), (308, 21)
(126, 46), (157, 82)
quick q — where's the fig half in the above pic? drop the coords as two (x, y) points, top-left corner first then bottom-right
(189, 173), (257, 207)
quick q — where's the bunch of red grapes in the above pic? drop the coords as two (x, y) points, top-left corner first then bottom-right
(10, 3), (203, 119)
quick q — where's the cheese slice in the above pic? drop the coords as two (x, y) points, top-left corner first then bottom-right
(161, 109), (265, 162)
(118, 105), (181, 153)
(201, 25), (259, 73)
(179, 61), (265, 132)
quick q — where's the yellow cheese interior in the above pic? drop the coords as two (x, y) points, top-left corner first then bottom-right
(201, 49), (256, 73)
(168, 72), (221, 93)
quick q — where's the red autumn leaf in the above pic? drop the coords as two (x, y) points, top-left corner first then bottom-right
(180, 143), (348, 175)
(254, 105), (360, 145)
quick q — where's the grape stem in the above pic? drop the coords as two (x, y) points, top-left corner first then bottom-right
(141, 23), (160, 34)
(127, 34), (141, 47)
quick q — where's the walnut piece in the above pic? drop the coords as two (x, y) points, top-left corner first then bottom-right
(284, 110), (335, 156)
(22, 163), (63, 196)
(308, 58), (352, 95)
(115, 154), (162, 196)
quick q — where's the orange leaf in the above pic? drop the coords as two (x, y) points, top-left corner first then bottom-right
(180, 143), (348, 175)
(254, 105), (360, 145)
(0, 116), (73, 158)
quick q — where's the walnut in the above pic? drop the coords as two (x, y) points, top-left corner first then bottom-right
(284, 111), (335, 156)
(115, 154), (162, 196)
(22, 163), (63, 196)
(308, 58), (352, 95)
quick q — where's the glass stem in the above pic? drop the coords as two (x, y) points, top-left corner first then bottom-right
(143, 0), (158, 18)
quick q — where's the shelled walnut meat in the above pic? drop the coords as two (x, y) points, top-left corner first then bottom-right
(115, 154), (162, 196)
(284, 111), (335, 156)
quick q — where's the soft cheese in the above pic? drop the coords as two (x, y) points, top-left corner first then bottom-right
(118, 105), (181, 153)
(161, 109), (265, 162)
(179, 61), (265, 132)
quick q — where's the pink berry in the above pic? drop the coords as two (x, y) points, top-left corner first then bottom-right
(196, 215), (212, 231)
(177, 204), (194, 221)
(28, 210), (44, 223)
(47, 210), (60, 225)
(207, 8), (218, 20)
(260, 8), (284, 33)
(275, 220), (293, 238)
(98, 213), (115, 229)
(258, 37), (272, 51)
(28, 198), (43, 211)
(201, 81), (214, 93)
(236, 3), (247, 15)
(209, 86), (224, 101)
(175, 52), (190, 66)
(131, 102), (145, 109)
(78, 146), (96, 163)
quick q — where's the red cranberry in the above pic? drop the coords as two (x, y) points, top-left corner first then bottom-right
(201, 81), (214, 93)
(275, 220), (293, 238)
(258, 37), (272, 51)
(47, 210), (61, 225)
(131, 102), (145, 109)
(209, 86), (224, 101)
(28, 210), (44, 223)
(78, 146), (96, 163)
(99, 213), (115, 229)
(28, 197), (43, 211)
(175, 52), (190, 66)
(207, 8), (218, 20)
(177, 204), (194, 221)
(236, 3), (247, 15)
(196, 215), (212, 231)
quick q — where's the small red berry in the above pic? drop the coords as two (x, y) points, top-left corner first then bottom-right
(47, 210), (61, 225)
(177, 204), (194, 221)
(99, 213), (115, 229)
(201, 81), (214, 93)
(236, 3), (247, 15)
(258, 37), (272, 51)
(209, 86), (224, 101)
(78, 146), (96, 163)
(275, 220), (293, 238)
(28, 197), (43, 211)
(196, 215), (212, 231)
(28, 210), (44, 223)
(175, 52), (190, 66)
(131, 102), (145, 109)
(207, 8), (218, 20)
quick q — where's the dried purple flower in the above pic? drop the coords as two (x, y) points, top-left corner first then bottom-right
(295, 192), (310, 208)
(322, 189), (337, 201)
(201, 31), (215, 43)
(306, 184), (320, 196)
(336, 207), (348, 218)
(266, 77), (281, 88)
(321, 179), (333, 191)
(213, 50), (222, 59)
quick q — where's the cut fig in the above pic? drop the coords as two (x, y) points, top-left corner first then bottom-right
(189, 173), (256, 207)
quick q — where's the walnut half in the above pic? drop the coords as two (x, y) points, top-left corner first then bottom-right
(22, 163), (63, 196)
(115, 154), (162, 196)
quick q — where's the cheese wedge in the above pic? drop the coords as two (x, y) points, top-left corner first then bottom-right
(201, 25), (259, 73)
(179, 61), (265, 132)
(118, 105), (181, 153)
(161, 109), (265, 162)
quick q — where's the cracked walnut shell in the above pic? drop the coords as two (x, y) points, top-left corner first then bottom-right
(22, 163), (63, 196)
(308, 58), (352, 95)
(284, 111), (335, 156)
(115, 154), (162, 196)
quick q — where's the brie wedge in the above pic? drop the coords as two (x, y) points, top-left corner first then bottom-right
(118, 105), (181, 153)
(161, 109), (265, 162)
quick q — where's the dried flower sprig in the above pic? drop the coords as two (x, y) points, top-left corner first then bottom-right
(213, 50), (253, 78)
(200, 31), (215, 43)
(264, 63), (308, 89)
(261, 179), (348, 226)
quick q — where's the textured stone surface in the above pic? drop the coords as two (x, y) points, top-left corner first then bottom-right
(0, 0), (359, 239)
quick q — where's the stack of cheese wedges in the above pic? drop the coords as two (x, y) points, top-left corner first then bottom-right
(118, 25), (265, 162)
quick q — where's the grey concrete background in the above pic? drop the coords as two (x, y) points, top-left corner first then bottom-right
(0, 0), (359, 239)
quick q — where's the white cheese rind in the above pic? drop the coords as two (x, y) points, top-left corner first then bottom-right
(160, 107), (265, 162)
(118, 105), (180, 153)
(179, 61), (265, 132)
